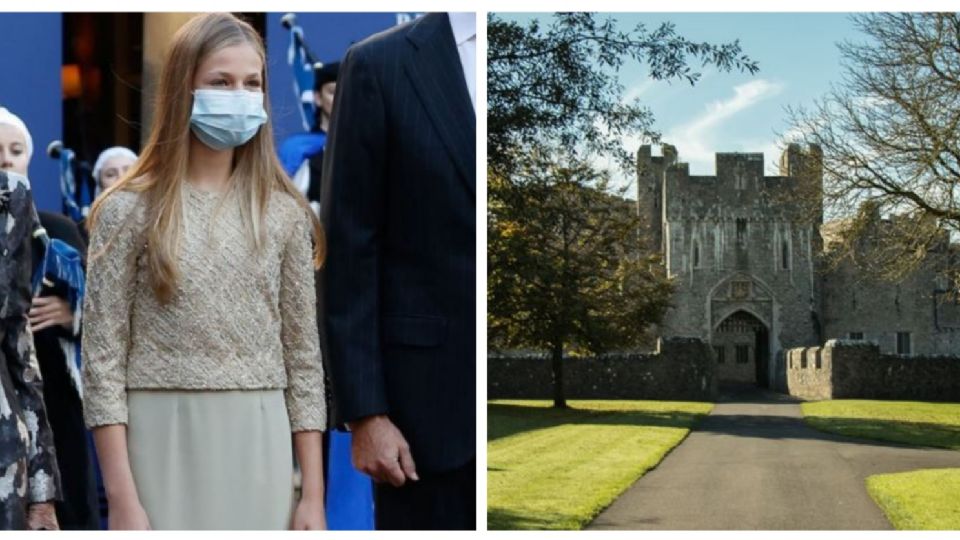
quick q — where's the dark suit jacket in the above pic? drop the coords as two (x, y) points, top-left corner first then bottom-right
(321, 12), (475, 475)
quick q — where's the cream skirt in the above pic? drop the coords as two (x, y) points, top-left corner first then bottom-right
(126, 389), (294, 530)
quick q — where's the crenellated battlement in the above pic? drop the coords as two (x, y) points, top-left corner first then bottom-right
(636, 143), (824, 228)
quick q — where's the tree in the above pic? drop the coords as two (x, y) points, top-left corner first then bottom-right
(488, 150), (673, 407)
(488, 12), (759, 179)
(488, 13), (760, 407)
(786, 13), (960, 293)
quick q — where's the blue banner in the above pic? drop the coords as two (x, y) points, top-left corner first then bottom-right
(286, 22), (318, 132)
(57, 147), (84, 222)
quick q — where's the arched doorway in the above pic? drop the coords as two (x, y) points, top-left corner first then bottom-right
(711, 310), (769, 387)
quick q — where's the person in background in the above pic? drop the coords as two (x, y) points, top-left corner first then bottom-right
(0, 106), (99, 529)
(281, 56), (374, 528)
(278, 61), (338, 215)
(276, 60), (340, 485)
(0, 167), (62, 530)
(92, 147), (137, 195)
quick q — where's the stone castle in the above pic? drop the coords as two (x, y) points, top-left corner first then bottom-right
(636, 143), (960, 388)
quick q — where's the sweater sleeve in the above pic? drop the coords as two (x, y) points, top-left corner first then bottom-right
(280, 207), (327, 432)
(81, 192), (140, 428)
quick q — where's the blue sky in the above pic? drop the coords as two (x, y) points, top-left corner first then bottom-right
(496, 13), (867, 183)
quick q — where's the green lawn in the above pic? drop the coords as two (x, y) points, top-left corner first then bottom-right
(867, 469), (960, 530)
(487, 399), (712, 530)
(801, 400), (960, 450)
(802, 400), (960, 530)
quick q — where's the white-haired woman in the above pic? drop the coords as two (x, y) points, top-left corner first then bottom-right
(92, 147), (137, 196)
(0, 128), (61, 528)
(0, 106), (101, 530)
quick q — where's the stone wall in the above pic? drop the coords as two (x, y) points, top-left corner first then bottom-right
(821, 235), (960, 356)
(935, 329), (960, 355)
(785, 340), (960, 401)
(784, 346), (832, 400)
(488, 337), (717, 401)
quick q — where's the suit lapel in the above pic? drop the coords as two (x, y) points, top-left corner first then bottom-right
(403, 13), (476, 198)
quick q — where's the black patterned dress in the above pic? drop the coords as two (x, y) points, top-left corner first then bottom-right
(0, 170), (62, 529)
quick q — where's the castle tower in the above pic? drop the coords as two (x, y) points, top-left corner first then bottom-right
(779, 143), (824, 225)
(653, 144), (825, 389)
(636, 143), (676, 253)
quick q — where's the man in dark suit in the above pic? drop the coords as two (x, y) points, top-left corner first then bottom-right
(320, 12), (475, 531)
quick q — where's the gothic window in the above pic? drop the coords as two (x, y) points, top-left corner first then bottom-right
(714, 233), (723, 270)
(896, 332), (912, 356)
(736, 345), (750, 364)
(934, 274), (946, 290)
(693, 240), (701, 268)
(849, 332), (864, 340)
(781, 240), (790, 270)
(736, 219), (747, 245)
(715, 346), (725, 364)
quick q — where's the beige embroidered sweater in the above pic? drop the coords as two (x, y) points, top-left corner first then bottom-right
(81, 182), (326, 432)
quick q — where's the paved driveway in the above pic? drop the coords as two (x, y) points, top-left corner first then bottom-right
(588, 386), (960, 530)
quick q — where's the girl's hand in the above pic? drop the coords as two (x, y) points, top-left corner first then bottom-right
(108, 497), (151, 530)
(290, 495), (327, 530)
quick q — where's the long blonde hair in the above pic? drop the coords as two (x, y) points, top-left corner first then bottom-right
(88, 12), (325, 304)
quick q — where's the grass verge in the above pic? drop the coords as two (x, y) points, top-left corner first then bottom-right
(867, 468), (960, 530)
(487, 399), (712, 530)
(801, 400), (960, 450)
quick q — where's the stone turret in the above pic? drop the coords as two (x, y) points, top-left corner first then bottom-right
(636, 143), (677, 252)
(779, 143), (824, 224)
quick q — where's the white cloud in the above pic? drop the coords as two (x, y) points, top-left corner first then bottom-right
(623, 79), (656, 103)
(663, 79), (785, 174)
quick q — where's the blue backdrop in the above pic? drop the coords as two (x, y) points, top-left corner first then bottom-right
(0, 13), (63, 212)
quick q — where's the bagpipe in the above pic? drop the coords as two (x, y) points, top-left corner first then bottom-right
(29, 140), (91, 397)
(281, 13), (325, 132)
(30, 219), (84, 396)
(46, 140), (97, 223)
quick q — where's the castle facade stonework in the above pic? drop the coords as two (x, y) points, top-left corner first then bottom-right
(638, 144), (959, 388)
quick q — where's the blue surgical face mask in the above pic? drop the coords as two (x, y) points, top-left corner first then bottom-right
(189, 89), (268, 151)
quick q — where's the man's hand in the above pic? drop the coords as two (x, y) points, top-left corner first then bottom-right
(29, 295), (74, 333)
(26, 502), (59, 530)
(350, 415), (419, 487)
